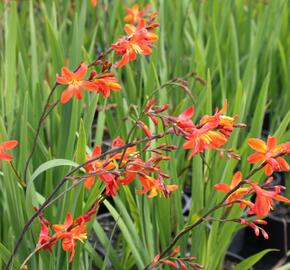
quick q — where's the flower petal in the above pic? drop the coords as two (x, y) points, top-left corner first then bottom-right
(267, 136), (277, 151)
(214, 183), (230, 193)
(56, 74), (69, 85)
(61, 67), (74, 80)
(247, 153), (265, 163)
(81, 81), (98, 91)
(0, 152), (13, 161)
(276, 157), (290, 171)
(84, 176), (95, 189)
(74, 63), (88, 80)
(231, 171), (242, 188)
(179, 107), (195, 120)
(0, 140), (18, 150)
(264, 163), (274, 176)
(60, 89), (74, 103)
(248, 138), (267, 153)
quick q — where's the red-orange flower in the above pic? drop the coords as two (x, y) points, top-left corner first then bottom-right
(56, 64), (96, 103)
(137, 175), (178, 198)
(90, 0), (97, 7)
(177, 102), (242, 158)
(37, 223), (54, 251)
(174, 107), (195, 131)
(124, 4), (150, 24)
(110, 136), (136, 163)
(36, 208), (96, 262)
(84, 145), (117, 195)
(199, 101), (238, 138)
(183, 123), (228, 158)
(112, 19), (158, 68)
(0, 140), (18, 161)
(214, 171), (250, 205)
(247, 136), (290, 176)
(84, 137), (136, 195)
(91, 72), (121, 98)
(53, 213), (87, 262)
(249, 182), (290, 217)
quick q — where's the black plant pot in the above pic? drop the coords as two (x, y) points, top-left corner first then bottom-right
(239, 211), (290, 269)
(228, 229), (246, 255)
(258, 214), (290, 258)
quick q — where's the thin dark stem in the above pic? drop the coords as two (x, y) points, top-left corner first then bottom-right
(88, 47), (113, 68)
(44, 171), (120, 211)
(42, 99), (60, 120)
(4, 177), (68, 270)
(23, 83), (58, 183)
(5, 131), (171, 270)
(144, 161), (268, 270)
(9, 162), (26, 187)
(118, 120), (140, 168)
(146, 71), (205, 105)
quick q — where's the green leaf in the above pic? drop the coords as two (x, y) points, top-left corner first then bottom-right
(274, 110), (290, 138)
(104, 200), (145, 269)
(234, 249), (277, 270)
(75, 119), (87, 164)
(29, 159), (79, 184)
(0, 242), (21, 270)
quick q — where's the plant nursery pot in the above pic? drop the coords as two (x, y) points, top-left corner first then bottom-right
(224, 251), (255, 270)
(227, 228), (246, 255)
(258, 211), (290, 258)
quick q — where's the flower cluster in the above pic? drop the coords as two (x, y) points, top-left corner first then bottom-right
(56, 4), (158, 103)
(248, 135), (290, 175)
(213, 135), (290, 240)
(56, 63), (121, 103)
(124, 4), (151, 24)
(35, 206), (96, 262)
(112, 13), (159, 68)
(83, 136), (177, 198)
(166, 101), (245, 158)
(215, 173), (290, 217)
(5, 2), (287, 269)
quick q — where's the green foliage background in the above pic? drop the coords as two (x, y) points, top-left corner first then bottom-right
(0, 0), (289, 269)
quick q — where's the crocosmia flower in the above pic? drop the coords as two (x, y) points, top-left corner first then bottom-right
(137, 175), (178, 198)
(199, 100), (238, 138)
(56, 63), (96, 103)
(249, 182), (290, 217)
(84, 137), (136, 195)
(112, 19), (159, 68)
(0, 140), (18, 161)
(183, 123), (228, 158)
(174, 107), (195, 131)
(36, 208), (96, 263)
(247, 136), (290, 175)
(214, 171), (250, 205)
(124, 4), (150, 24)
(173, 101), (242, 158)
(53, 213), (87, 262)
(91, 72), (121, 98)
(84, 145), (116, 195)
